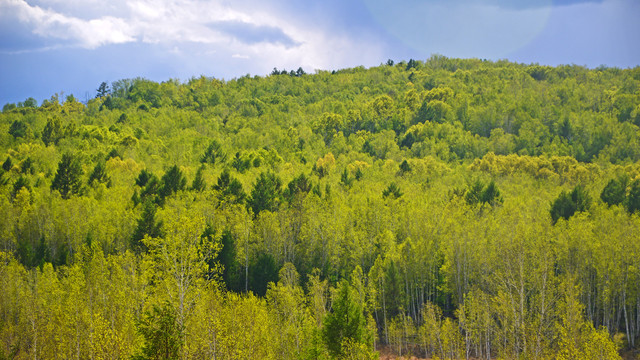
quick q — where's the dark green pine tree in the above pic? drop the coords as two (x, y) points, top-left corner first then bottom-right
(627, 179), (640, 215)
(51, 153), (83, 199)
(200, 140), (226, 165)
(213, 169), (246, 205)
(2, 156), (12, 171)
(398, 159), (412, 175)
(134, 302), (183, 360)
(382, 182), (403, 199)
(88, 160), (110, 186)
(600, 176), (628, 207)
(8, 120), (28, 139)
(480, 180), (503, 206)
(131, 200), (163, 254)
(191, 165), (206, 191)
(41, 117), (63, 146)
(215, 229), (241, 292)
(322, 280), (367, 358)
(248, 171), (282, 216)
(158, 165), (186, 202)
(550, 185), (591, 224)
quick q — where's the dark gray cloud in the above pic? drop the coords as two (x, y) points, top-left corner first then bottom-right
(209, 20), (299, 47)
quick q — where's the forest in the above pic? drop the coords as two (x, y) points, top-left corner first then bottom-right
(1, 55), (640, 359)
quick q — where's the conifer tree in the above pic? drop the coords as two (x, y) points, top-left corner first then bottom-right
(322, 280), (367, 357)
(51, 153), (83, 199)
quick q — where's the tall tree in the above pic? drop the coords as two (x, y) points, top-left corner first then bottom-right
(51, 153), (83, 199)
(248, 171), (282, 217)
(322, 280), (367, 358)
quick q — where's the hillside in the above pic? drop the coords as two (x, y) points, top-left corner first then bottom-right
(1, 56), (640, 359)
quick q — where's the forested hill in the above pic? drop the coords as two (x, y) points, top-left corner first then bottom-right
(1, 57), (640, 359)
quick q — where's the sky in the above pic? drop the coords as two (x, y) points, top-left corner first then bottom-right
(0, 0), (638, 105)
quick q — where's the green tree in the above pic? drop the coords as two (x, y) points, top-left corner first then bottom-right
(96, 82), (110, 98)
(550, 185), (591, 224)
(51, 153), (83, 199)
(201, 140), (226, 165)
(600, 176), (627, 207)
(322, 280), (367, 358)
(131, 200), (163, 253)
(383, 182), (403, 199)
(2, 156), (12, 172)
(190, 165), (206, 191)
(88, 160), (110, 186)
(213, 169), (246, 205)
(8, 120), (28, 139)
(248, 171), (282, 216)
(134, 302), (183, 360)
(626, 179), (640, 214)
(41, 117), (63, 146)
(158, 165), (186, 202)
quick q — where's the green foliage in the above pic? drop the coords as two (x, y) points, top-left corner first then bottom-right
(41, 117), (63, 146)
(134, 302), (183, 360)
(11, 176), (30, 199)
(51, 153), (83, 199)
(200, 140), (226, 165)
(600, 176), (628, 207)
(8, 120), (28, 138)
(322, 280), (367, 358)
(285, 173), (313, 203)
(190, 165), (206, 191)
(465, 179), (503, 207)
(249, 252), (279, 297)
(131, 200), (163, 253)
(213, 169), (246, 205)
(382, 182), (403, 199)
(551, 185), (591, 224)
(158, 165), (186, 202)
(248, 171), (282, 216)
(1, 157), (12, 172)
(88, 160), (110, 186)
(398, 160), (412, 175)
(627, 179), (640, 214)
(0, 58), (639, 360)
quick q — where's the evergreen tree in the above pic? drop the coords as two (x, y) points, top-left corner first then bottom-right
(51, 153), (83, 199)
(11, 176), (30, 199)
(600, 176), (627, 207)
(217, 229), (241, 291)
(627, 179), (640, 214)
(551, 185), (591, 224)
(2, 156), (12, 171)
(201, 140), (226, 165)
(480, 180), (503, 206)
(134, 302), (183, 360)
(322, 280), (367, 358)
(248, 252), (279, 297)
(190, 165), (206, 191)
(88, 160), (110, 186)
(398, 160), (412, 175)
(383, 182), (403, 199)
(8, 120), (27, 138)
(158, 165), (186, 202)
(213, 169), (246, 205)
(248, 171), (282, 216)
(131, 200), (163, 253)
(41, 117), (63, 146)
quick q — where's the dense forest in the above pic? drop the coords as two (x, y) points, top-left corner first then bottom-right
(1, 56), (640, 359)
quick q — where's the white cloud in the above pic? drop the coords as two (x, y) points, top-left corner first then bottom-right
(3, 0), (136, 48)
(1, 0), (388, 74)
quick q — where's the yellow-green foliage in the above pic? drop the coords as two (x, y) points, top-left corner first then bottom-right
(0, 58), (639, 359)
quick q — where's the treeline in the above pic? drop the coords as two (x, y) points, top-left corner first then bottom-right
(0, 56), (639, 359)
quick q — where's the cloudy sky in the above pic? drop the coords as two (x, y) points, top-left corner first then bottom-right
(0, 0), (638, 104)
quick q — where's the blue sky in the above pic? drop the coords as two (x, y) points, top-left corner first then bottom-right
(0, 0), (638, 105)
